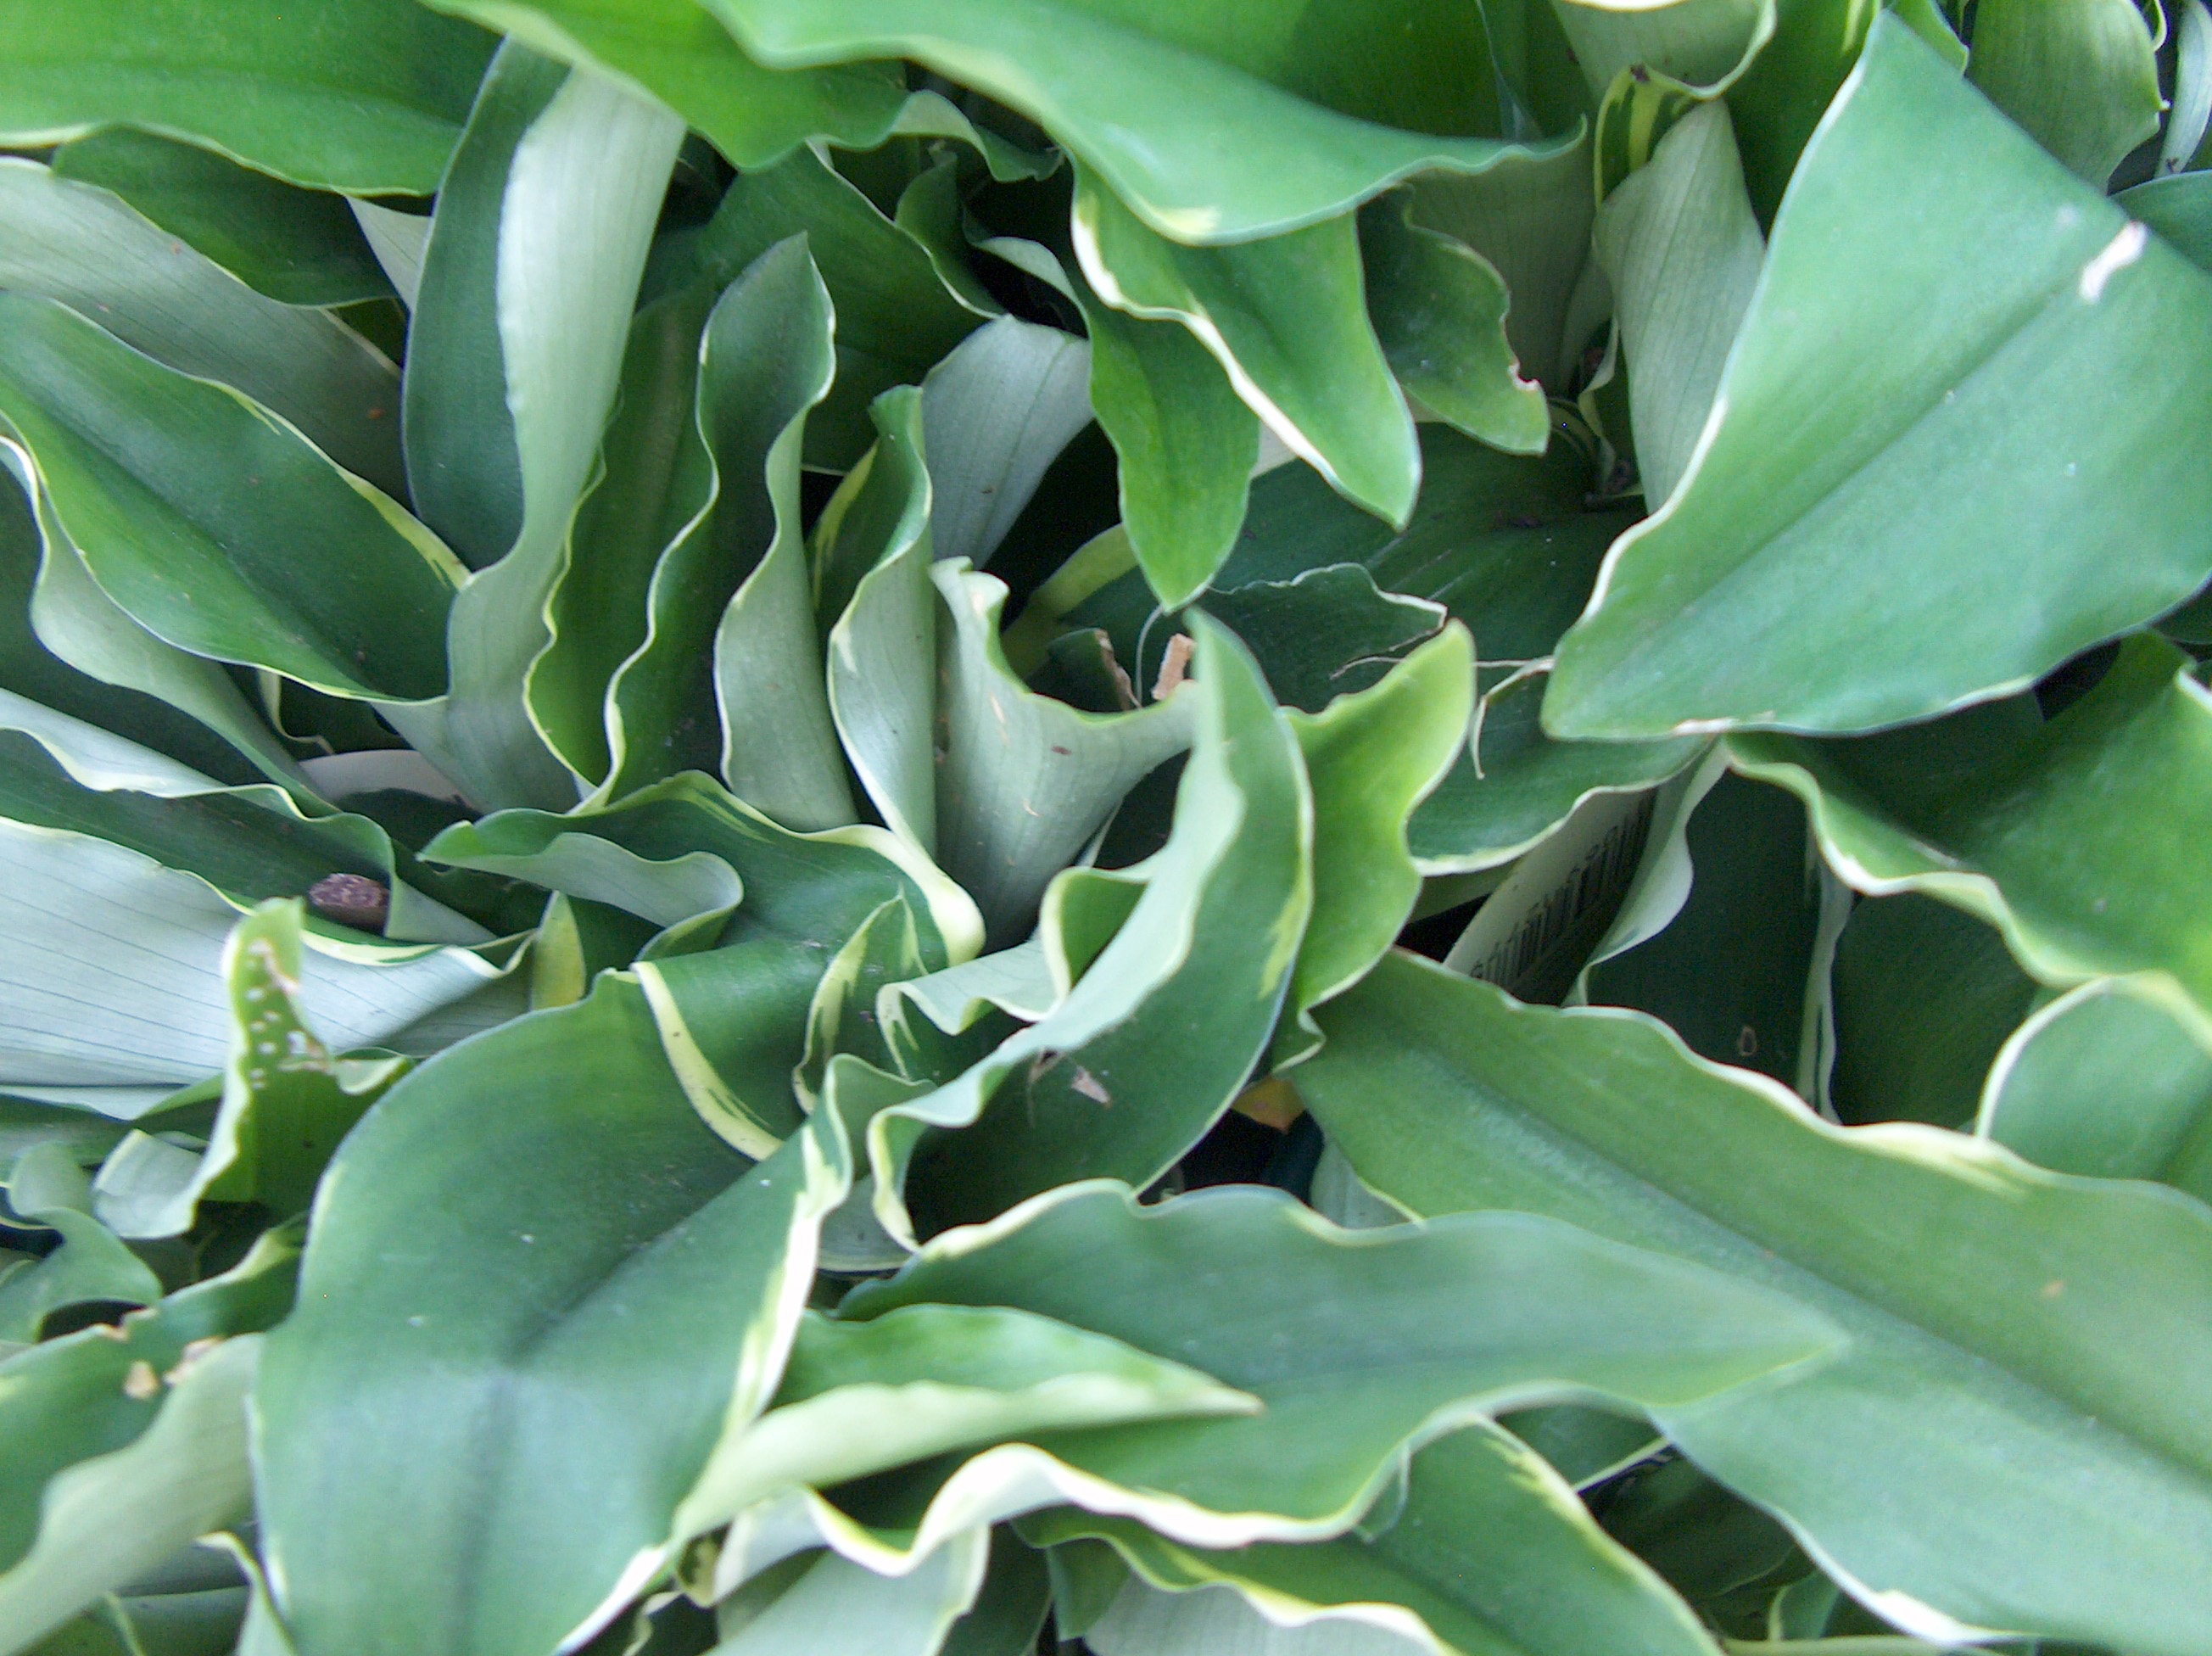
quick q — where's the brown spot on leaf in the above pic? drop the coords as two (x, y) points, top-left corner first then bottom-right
(310, 874), (390, 933)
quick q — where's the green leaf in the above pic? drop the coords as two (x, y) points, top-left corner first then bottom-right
(0, 1223), (296, 1611)
(254, 979), (862, 1656)
(0, 711), (489, 944)
(1583, 772), (1825, 1089)
(687, 146), (982, 472)
(922, 317), (1093, 571)
(418, 0), (912, 170)
(1200, 566), (1444, 716)
(427, 772), (975, 1154)
(1066, 261), (1258, 610)
(49, 131), (391, 308)
(1553, 0), (1774, 101)
(1359, 193), (1549, 456)
(0, 293), (460, 701)
(1302, 950), (2212, 1653)
(0, 473), (309, 792)
(819, 389), (939, 858)
(0, 159), (405, 495)
(796, 1182), (1835, 1555)
(933, 560), (1194, 945)
(0, 1144), (163, 1343)
(1545, 15), (2212, 737)
(1726, 0), (1883, 221)
(1409, 669), (1703, 876)
(1408, 137), (1595, 394)
(942, 1532), (1051, 1656)
(674, 1301), (1259, 1547)
(1730, 639), (2212, 1041)
(1075, 172), (1418, 529)
(1282, 625), (1473, 1035)
(2122, 171), (2212, 272)
(0, 1337), (260, 1656)
(1042, 1418), (1718, 1656)
(1978, 975), (2212, 1205)
(709, 1532), (991, 1656)
(1966, 0), (2161, 184)
(399, 45), (684, 808)
(865, 618), (1304, 1239)
(0, 817), (510, 1094)
(703, 239), (852, 829)
(90, 902), (407, 1239)
(699, 0), (1543, 242)
(1592, 101), (1764, 506)
(1826, 894), (2035, 1128)
(0, 0), (496, 195)
(527, 281), (716, 786)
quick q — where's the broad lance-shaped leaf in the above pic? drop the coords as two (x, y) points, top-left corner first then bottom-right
(703, 1182), (1833, 1580)
(1301, 950), (2212, 1654)
(1966, 0), (2160, 185)
(1545, 15), (2212, 738)
(709, 242), (854, 830)
(256, 986), (895, 1656)
(866, 618), (1305, 1243)
(527, 280), (715, 786)
(396, 45), (683, 809)
(822, 389), (938, 853)
(1729, 637), (2212, 1043)
(587, 238), (846, 817)
(0, 293), (461, 702)
(425, 771), (979, 1155)
(0, 1223), (297, 1655)
(0, 0), (495, 195)
(1074, 172), (1418, 529)
(0, 472), (311, 794)
(1358, 193), (1548, 458)
(1592, 101), (1764, 508)
(700, 0), (1556, 242)
(1282, 625), (1472, 1044)
(933, 560), (1193, 947)
(684, 144), (981, 472)
(92, 902), (410, 1240)
(51, 130), (393, 308)
(1978, 976), (2212, 1206)
(0, 816), (511, 1097)
(1065, 258), (1257, 610)
(0, 159), (404, 495)
(1044, 1418), (1719, 1656)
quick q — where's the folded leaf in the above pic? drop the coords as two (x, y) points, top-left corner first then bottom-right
(0, 293), (461, 702)
(400, 44), (684, 807)
(1979, 975), (2212, 1205)
(1966, 0), (2160, 184)
(1075, 174), (1417, 529)
(868, 618), (1304, 1239)
(1303, 951), (2212, 1653)
(1729, 638), (2212, 1042)
(1547, 15), (2212, 736)
(1041, 1418), (1719, 1656)
(50, 130), (392, 307)
(0, 159), (405, 495)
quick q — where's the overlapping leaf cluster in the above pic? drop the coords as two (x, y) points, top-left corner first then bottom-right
(0, 1), (2209, 1653)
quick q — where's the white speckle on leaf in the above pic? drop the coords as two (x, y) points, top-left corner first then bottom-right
(2079, 221), (2147, 302)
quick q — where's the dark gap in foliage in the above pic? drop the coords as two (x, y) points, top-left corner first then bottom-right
(1396, 896), (1486, 963)
(1176, 1109), (1283, 1191)
(2034, 637), (2121, 719)
(990, 423), (1121, 617)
